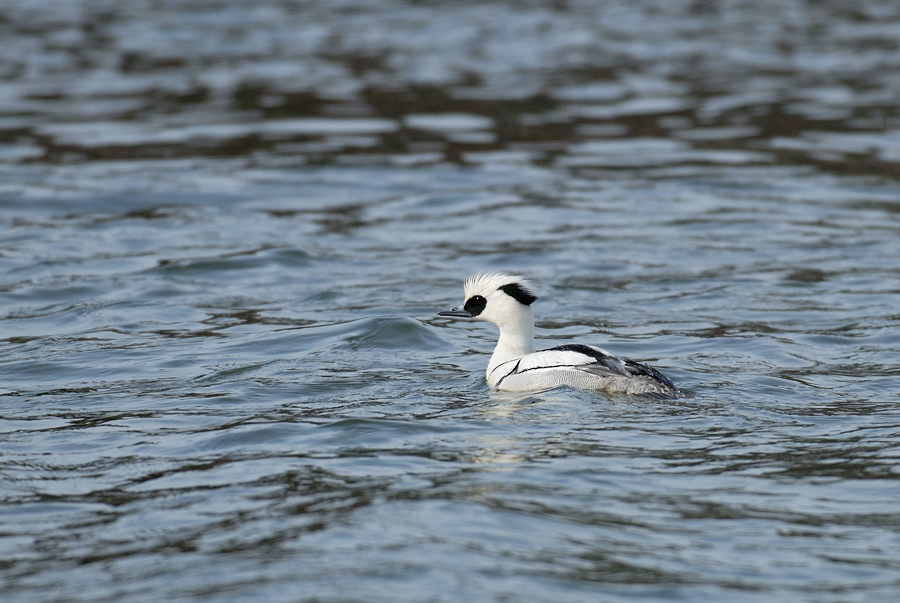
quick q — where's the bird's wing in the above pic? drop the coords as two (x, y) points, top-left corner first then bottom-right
(508, 344), (623, 374)
(538, 344), (677, 389)
(525, 344), (627, 375)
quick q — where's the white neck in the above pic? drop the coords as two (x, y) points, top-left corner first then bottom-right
(486, 307), (535, 383)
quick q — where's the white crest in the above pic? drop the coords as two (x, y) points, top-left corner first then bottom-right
(463, 272), (536, 303)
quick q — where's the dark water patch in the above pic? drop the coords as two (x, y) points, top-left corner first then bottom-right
(783, 268), (830, 284)
(340, 316), (449, 351)
(185, 422), (319, 454)
(192, 360), (284, 385)
(154, 245), (303, 276)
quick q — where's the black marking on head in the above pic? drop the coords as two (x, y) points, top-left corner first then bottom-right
(499, 282), (537, 306)
(463, 295), (487, 317)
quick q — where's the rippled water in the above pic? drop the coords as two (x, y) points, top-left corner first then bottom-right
(3, 1), (900, 601)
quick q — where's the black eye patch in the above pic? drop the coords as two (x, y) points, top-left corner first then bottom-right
(464, 295), (487, 317)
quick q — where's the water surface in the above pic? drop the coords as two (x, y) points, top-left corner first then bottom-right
(2, 1), (900, 601)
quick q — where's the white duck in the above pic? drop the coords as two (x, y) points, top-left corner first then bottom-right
(438, 272), (680, 397)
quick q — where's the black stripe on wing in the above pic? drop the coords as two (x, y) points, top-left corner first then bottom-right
(547, 344), (628, 376)
(621, 358), (677, 390)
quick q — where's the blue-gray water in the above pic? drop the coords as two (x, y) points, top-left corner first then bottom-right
(2, 1), (900, 601)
